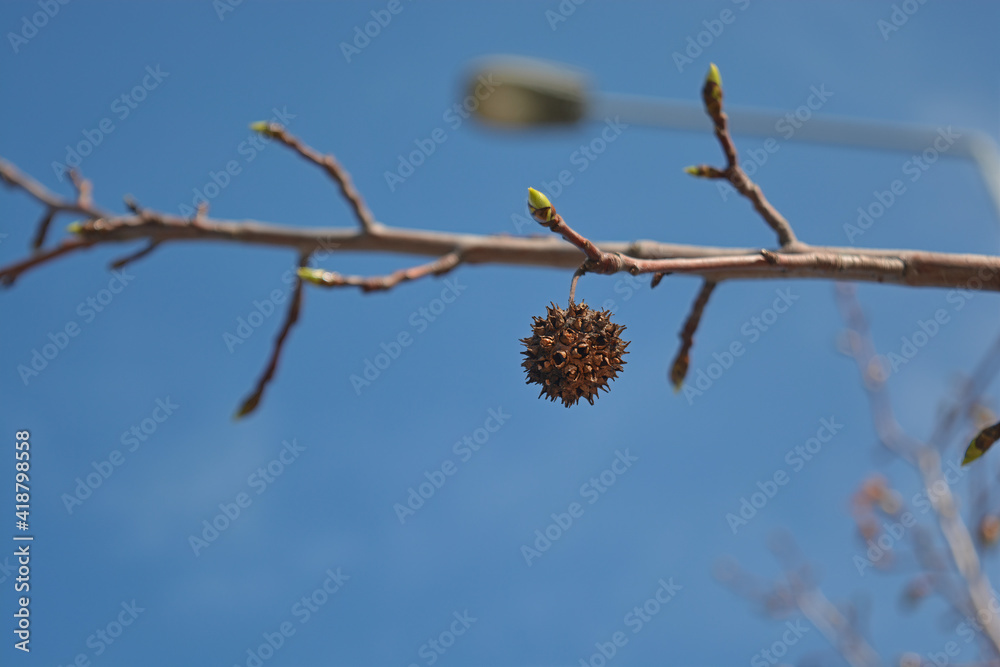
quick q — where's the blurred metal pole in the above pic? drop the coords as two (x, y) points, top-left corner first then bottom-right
(469, 56), (1000, 222)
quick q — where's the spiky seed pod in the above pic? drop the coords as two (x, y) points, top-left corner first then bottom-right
(521, 301), (629, 407)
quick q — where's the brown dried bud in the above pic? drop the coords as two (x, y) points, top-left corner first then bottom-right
(979, 515), (1000, 546)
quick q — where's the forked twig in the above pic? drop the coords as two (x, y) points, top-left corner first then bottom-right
(254, 122), (378, 233)
(685, 64), (799, 248)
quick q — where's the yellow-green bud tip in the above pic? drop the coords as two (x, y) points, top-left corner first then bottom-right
(528, 187), (551, 211)
(706, 63), (721, 87)
(297, 267), (326, 284)
(66, 221), (83, 233)
(963, 442), (985, 466)
(527, 187), (555, 223)
(250, 121), (277, 136)
(683, 166), (700, 176)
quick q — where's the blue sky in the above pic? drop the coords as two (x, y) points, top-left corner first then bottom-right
(2, 1), (999, 665)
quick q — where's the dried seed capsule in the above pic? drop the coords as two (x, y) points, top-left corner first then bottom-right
(520, 301), (629, 407)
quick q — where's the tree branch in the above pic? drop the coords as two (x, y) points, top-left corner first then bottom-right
(253, 122), (379, 234)
(298, 251), (461, 292)
(686, 63), (799, 248)
(669, 280), (717, 389)
(3, 173), (1000, 293)
(835, 283), (1000, 655)
(4, 65), (999, 418)
(235, 251), (310, 418)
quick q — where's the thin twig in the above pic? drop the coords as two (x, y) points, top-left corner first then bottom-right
(235, 252), (310, 418)
(257, 123), (378, 234)
(715, 550), (880, 667)
(792, 580), (881, 667)
(568, 265), (586, 306)
(68, 169), (92, 208)
(0, 159), (106, 218)
(110, 241), (160, 270)
(668, 280), (717, 389)
(299, 251), (461, 292)
(688, 65), (799, 248)
(835, 283), (1000, 655)
(1, 159), (105, 251)
(31, 208), (55, 250)
(0, 236), (97, 286)
(929, 334), (1000, 453)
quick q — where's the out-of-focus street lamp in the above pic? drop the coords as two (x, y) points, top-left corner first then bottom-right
(466, 55), (1000, 222)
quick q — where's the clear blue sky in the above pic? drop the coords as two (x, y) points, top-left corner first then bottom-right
(2, 2), (999, 665)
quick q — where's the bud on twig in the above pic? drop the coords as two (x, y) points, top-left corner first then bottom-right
(963, 420), (1000, 465)
(683, 165), (724, 179)
(297, 267), (328, 286)
(528, 187), (555, 224)
(250, 121), (279, 137)
(702, 63), (724, 120)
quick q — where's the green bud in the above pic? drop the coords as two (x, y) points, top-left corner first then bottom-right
(963, 441), (985, 466)
(297, 267), (327, 285)
(706, 63), (722, 88)
(250, 121), (276, 136)
(962, 421), (1000, 465)
(66, 221), (84, 233)
(702, 63), (724, 118)
(527, 187), (554, 223)
(683, 165), (721, 179)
